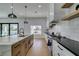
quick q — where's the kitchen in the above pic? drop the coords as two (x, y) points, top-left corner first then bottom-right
(0, 3), (79, 56)
(51, 3), (79, 56)
(0, 3), (51, 56)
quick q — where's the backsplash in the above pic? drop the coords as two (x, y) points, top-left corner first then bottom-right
(52, 3), (79, 42)
(52, 17), (79, 42)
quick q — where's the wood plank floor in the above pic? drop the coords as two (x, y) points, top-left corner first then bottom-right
(26, 38), (49, 56)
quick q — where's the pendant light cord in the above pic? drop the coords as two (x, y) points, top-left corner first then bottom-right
(11, 3), (13, 13)
(24, 5), (28, 24)
(8, 0), (17, 18)
(11, 0), (13, 13)
(25, 6), (27, 20)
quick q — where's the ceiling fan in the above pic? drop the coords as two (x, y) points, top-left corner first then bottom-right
(8, 3), (17, 18)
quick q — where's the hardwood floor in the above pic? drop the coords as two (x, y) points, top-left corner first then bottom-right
(26, 38), (49, 56)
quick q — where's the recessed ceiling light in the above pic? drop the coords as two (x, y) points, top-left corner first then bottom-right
(38, 5), (42, 8)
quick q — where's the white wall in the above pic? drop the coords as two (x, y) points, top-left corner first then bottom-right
(52, 3), (79, 42)
(0, 18), (25, 31)
(0, 17), (47, 36)
(54, 3), (65, 21)
(47, 3), (54, 28)
(24, 17), (47, 35)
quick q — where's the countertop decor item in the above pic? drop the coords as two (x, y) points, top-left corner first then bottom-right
(8, 3), (17, 18)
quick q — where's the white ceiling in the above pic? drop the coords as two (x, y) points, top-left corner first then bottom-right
(0, 3), (50, 18)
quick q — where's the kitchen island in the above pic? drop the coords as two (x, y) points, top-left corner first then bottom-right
(0, 35), (34, 56)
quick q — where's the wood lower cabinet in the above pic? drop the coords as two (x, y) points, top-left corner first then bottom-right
(25, 39), (29, 55)
(12, 41), (22, 56)
(27, 35), (34, 49)
(21, 40), (26, 56)
(11, 35), (34, 56)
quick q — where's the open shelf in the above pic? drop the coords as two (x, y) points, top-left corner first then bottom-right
(62, 10), (79, 21)
(62, 3), (74, 8)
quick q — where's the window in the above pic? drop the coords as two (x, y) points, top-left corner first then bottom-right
(2, 24), (9, 36)
(31, 25), (42, 35)
(10, 24), (18, 35)
(0, 23), (19, 36)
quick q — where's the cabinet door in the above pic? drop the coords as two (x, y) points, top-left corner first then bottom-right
(25, 39), (29, 55)
(30, 35), (33, 44)
(12, 41), (21, 56)
(21, 40), (26, 56)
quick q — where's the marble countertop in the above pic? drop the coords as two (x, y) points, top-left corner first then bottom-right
(0, 35), (31, 45)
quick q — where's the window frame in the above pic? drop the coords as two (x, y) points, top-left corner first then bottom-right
(0, 23), (19, 37)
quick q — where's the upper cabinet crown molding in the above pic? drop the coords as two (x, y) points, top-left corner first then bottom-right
(62, 10), (79, 21)
(62, 3), (74, 8)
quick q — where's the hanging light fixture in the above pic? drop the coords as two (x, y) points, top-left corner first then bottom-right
(8, 3), (17, 18)
(24, 5), (28, 24)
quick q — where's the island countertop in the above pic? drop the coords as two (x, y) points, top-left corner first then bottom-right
(0, 35), (34, 56)
(0, 35), (31, 45)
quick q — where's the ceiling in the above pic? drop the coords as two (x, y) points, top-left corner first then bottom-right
(0, 3), (50, 18)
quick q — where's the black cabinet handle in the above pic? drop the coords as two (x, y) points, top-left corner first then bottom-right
(58, 53), (60, 56)
(14, 44), (20, 48)
(58, 45), (63, 50)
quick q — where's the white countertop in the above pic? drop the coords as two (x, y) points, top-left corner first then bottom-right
(0, 35), (30, 45)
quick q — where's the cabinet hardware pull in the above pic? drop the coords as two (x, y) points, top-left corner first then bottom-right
(58, 46), (63, 50)
(14, 44), (20, 48)
(58, 53), (60, 56)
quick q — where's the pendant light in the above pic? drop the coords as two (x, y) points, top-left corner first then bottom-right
(24, 5), (28, 24)
(8, 3), (17, 18)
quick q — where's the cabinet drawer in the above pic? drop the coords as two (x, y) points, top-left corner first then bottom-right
(57, 43), (75, 56)
(53, 40), (75, 56)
